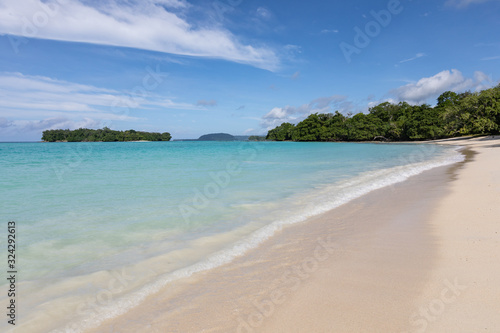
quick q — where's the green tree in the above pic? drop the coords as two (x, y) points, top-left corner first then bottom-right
(345, 113), (384, 141)
(266, 122), (295, 141)
(291, 114), (323, 141)
(248, 136), (266, 141)
(402, 105), (445, 140)
(437, 91), (460, 108)
(443, 86), (500, 136)
(161, 132), (172, 141)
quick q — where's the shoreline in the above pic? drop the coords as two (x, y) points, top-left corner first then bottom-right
(85, 137), (500, 332)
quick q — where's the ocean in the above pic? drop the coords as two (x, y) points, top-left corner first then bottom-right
(0, 141), (463, 332)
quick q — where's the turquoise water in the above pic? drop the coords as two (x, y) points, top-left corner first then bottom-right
(0, 141), (463, 332)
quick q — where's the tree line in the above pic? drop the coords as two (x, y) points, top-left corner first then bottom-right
(248, 135), (266, 141)
(266, 85), (500, 142)
(42, 127), (172, 142)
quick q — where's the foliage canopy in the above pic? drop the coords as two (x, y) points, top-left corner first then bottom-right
(266, 85), (500, 142)
(42, 127), (172, 142)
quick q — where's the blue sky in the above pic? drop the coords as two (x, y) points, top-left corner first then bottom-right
(0, 0), (499, 141)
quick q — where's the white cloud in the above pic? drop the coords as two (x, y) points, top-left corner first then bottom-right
(284, 44), (302, 54)
(367, 98), (399, 109)
(0, 72), (199, 115)
(399, 53), (426, 64)
(260, 95), (351, 130)
(243, 128), (255, 134)
(391, 69), (494, 104)
(15, 117), (101, 132)
(0, 73), (120, 115)
(445, 0), (500, 8)
(0, 0), (279, 70)
(320, 29), (339, 34)
(0, 72), (203, 139)
(0, 116), (104, 141)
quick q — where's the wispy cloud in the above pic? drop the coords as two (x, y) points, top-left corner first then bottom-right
(474, 42), (500, 47)
(0, 0), (279, 71)
(256, 7), (272, 20)
(445, 0), (500, 8)
(284, 44), (302, 54)
(243, 128), (256, 134)
(398, 53), (426, 64)
(196, 99), (217, 107)
(0, 72), (198, 117)
(481, 55), (500, 61)
(391, 69), (494, 104)
(0, 73), (124, 116)
(0, 72), (201, 138)
(260, 95), (352, 130)
(367, 98), (399, 109)
(321, 29), (339, 34)
(0, 115), (105, 141)
(291, 71), (300, 80)
(7, 117), (102, 132)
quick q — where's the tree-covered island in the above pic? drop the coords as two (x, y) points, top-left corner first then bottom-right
(267, 86), (500, 142)
(42, 127), (171, 142)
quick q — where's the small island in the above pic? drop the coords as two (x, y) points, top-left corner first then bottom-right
(195, 133), (262, 141)
(197, 133), (237, 141)
(42, 127), (172, 142)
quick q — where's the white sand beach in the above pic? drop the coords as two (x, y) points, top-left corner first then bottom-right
(88, 136), (500, 333)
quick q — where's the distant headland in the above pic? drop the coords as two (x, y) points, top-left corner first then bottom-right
(175, 133), (266, 141)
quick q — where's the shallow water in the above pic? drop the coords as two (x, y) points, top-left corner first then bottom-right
(0, 141), (463, 332)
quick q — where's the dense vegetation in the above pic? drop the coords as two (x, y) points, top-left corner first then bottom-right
(267, 86), (500, 142)
(248, 136), (267, 141)
(42, 127), (172, 142)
